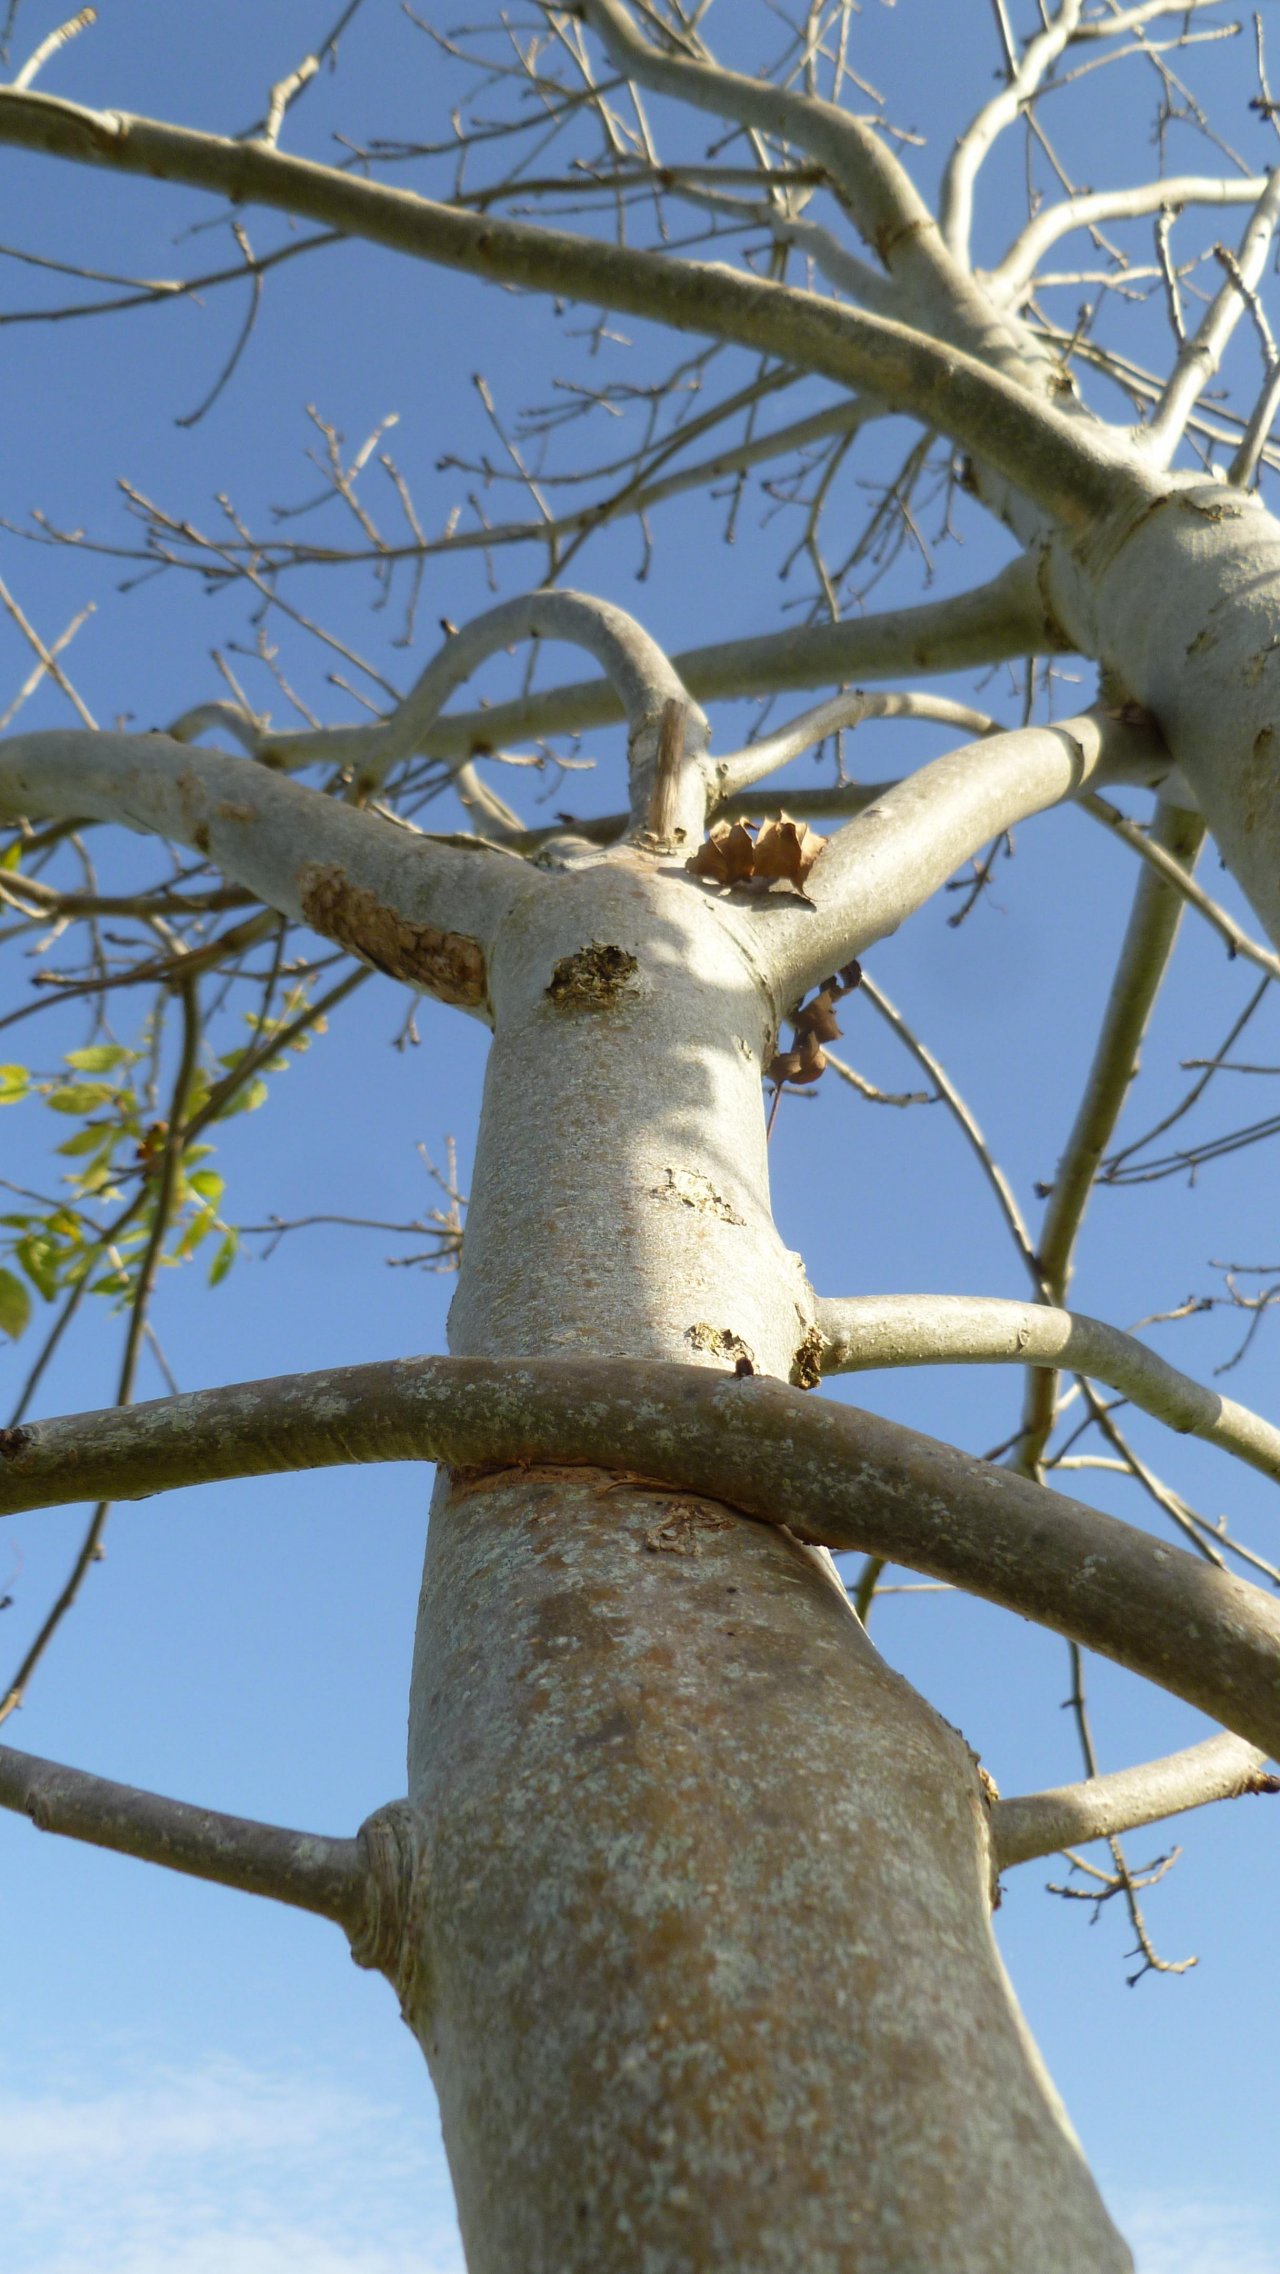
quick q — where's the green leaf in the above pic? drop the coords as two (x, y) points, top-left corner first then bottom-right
(188, 1169), (224, 1204)
(45, 1082), (117, 1115)
(219, 1077), (269, 1118)
(57, 1124), (117, 1157)
(0, 839), (23, 871)
(0, 1063), (29, 1105)
(89, 1269), (132, 1297)
(0, 1267), (31, 1340)
(16, 1234), (60, 1300)
(174, 1207), (217, 1260)
(209, 1229), (240, 1286)
(64, 1044), (132, 1073)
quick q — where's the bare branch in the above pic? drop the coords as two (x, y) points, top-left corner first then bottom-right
(992, 1732), (1275, 1871)
(713, 691), (998, 800)
(751, 707), (1173, 1006)
(256, 589), (708, 841)
(420, 554), (1065, 758)
(0, 1738), (369, 1928)
(0, 86), (1140, 530)
(812, 1292), (1280, 1486)
(1080, 791), (1280, 982)
(1017, 796), (1205, 1473)
(989, 175), (1271, 306)
(1143, 168), (1280, 464)
(0, 729), (527, 1011)
(844, 977), (1046, 1292)
(943, 0), (1084, 264)
(10, 4), (93, 93)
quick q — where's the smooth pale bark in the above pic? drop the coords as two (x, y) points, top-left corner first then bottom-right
(0, 731), (527, 1009)
(1075, 484), (1280, 947)
(813, 1293), (1280, 1485)
(404, 843), (1131, 2272)
(992, 1733), (1272, 1872)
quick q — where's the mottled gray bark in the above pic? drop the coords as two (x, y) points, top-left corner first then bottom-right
(401, 843), (1133, 2271)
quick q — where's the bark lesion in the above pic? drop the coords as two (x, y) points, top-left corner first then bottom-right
(298, 862), (487, 1005)
(545, 940), (639, 1009)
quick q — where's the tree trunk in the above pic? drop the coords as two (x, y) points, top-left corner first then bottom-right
(401, 849), (1132, 2270)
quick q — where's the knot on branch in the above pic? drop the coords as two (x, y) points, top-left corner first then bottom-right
(349, 1798), (431, 2010)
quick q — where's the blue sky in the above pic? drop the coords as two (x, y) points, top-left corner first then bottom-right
(2, 4), (1280, 2267)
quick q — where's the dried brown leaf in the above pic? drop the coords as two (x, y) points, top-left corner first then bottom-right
(686, 820), (756, 887)
(752, 815), (826, 886)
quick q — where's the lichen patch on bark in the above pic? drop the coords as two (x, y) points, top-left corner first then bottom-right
(686, 1321), (755, 1368)
(652, 1167), (744, 1224)
(545, 941), (638, 1009)
(299, 863), (486, 1005)
(644, 1499), (737, 1554)
(792, 1325), (825, 1391)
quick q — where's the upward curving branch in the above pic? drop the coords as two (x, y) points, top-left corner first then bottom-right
(418, 555), (1067, 757)
(748, 704), (1172, 1004)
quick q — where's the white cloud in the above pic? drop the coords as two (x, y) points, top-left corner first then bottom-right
(0, 2058), (465, 2274)
(1122, 2192), (1280, 2274)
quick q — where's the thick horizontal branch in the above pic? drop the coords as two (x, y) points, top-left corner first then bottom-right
(991, 1732), (1275, 1871)
(814, 1293), (1280, 1486)
(0, 730), (531, 1012)
(422, 555), (1067, 757)
(0, 87), (1143, 532)
(3, 1356), (1280, 1755)
(0, 1738), (368, 1927)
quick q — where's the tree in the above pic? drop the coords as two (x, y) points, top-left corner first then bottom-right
(1, 2), (1279, 2265)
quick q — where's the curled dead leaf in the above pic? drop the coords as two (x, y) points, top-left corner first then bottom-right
(794, 988), (842, 1045)
(752, 816), (826, 887)
(766, 1029), (827, 1087)
(686, 820), (756, 887)
(686, 811), (827, 895)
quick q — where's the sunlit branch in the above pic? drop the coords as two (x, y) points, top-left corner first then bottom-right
(0, 728), (526, 1009)
(0, 572), (95, 726)
(713, 691), (998, 799)
(989, 170), (1272, 305)
(10, 3), (94, 93)
(942, 0), (1084, 265)
(991, 1731), (1275, 1871)
(812, 1292), (1280, 1486)
(1017, 797), (1204, 1476)
(1142, 168), (1280, 464)
(3, 1354), (1280, 1753)
(0, 86), (1142, 530)
(573, 0), (941, 277)
(252, 0), (368, 149)
(254, 589), (708, 840)
(754, 706), (1173, 1005)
